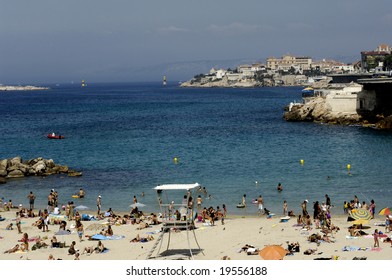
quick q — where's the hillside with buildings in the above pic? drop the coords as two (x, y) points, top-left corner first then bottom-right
(180, 44), (392, 88)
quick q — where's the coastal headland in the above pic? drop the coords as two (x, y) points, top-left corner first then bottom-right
(0, 85), (49, 91)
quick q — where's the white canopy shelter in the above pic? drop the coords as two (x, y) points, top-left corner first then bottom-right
(153, 183), (201, 191)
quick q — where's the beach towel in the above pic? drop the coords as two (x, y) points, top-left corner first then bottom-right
(91, 234), (125, 240)
(342, 246), (370, 252)
(345, 236), (358, 239)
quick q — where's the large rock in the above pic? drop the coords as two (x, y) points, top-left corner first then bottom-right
(0, 157), (81, 182)
(375, 115), (392, 130)
(10, 156), (22, 166)
(32, 161), (46, 174)
(45, 159), (55, 168)
(0, 159), (7, 170)
(6, 169), (25, 178)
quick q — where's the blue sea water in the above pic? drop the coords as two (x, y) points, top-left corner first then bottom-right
(1, 82), (392, 216)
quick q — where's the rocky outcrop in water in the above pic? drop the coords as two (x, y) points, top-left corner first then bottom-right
(0, 157), (82, 183)
(284, 97), (392, 129)
(283, 97), (362, 125)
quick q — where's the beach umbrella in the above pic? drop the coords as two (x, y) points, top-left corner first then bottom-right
(55, 229), (71, 236)
(129, 202), (146, 208)
(74, 205), (89, 211)
(86, 223), (105, 233)
(259, 245), (287, 260)
(55, 229), (71, 243)
(351, 219), (369, 225)
(349, 208), (372, 220)
(378, 207), (391, 216)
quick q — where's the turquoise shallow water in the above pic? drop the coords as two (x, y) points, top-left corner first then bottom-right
(0, 83), (391, 216)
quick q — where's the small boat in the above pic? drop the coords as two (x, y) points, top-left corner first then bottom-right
(47, 133), (65, 139)
(301, 87), (314, 97)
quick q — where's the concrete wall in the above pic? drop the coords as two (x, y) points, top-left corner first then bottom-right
(326, 94), (358, 113)
(357, 89), (377, 112)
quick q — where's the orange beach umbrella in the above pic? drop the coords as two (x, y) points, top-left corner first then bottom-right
(259, 245), (287, 260)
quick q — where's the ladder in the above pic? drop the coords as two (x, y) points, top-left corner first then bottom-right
(146, 230), (165, 259)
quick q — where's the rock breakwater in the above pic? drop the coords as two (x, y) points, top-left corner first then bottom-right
(0, 157), (82, 184)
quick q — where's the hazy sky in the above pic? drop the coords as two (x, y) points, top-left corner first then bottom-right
(1, 0), (391, 84)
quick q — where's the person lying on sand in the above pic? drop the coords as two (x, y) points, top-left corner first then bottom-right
(3, 244), (19, 254)
(136, 221), (149, 230)
(31, 239), (49, 250)
(82, 246), (94, 255)
(130, 234), (154, 243)
(94, 241), (106, 253)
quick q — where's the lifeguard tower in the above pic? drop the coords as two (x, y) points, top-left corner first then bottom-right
(146, 183), (203, 259)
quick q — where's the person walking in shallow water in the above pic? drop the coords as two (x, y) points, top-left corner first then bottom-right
(27, 191), (36, 211)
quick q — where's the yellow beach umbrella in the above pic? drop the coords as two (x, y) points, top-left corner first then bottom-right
(351, 219), (369, 225)
(350, 208), (372, 220)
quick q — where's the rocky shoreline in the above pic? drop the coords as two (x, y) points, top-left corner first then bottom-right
(283, 97), (392, 129)
(180, 78), (263, 88)
(0, 157), (82, 184)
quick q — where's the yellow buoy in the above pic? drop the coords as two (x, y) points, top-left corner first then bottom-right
(173, 157), (179, 164)
(347, 164), (351, 170)
(300, 159), (304, 165)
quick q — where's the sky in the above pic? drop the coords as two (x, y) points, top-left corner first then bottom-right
(1, 0), (392, 84)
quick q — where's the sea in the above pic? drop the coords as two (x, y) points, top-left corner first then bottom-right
(1, 82), (392, 216)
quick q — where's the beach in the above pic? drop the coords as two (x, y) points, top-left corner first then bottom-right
(0, 208), (390, 261)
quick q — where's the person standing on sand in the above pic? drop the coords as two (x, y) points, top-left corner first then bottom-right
(242, 194), (247, 207)
(302, 200), (308, 217)
(27, 191), (36, 210)
(373, 229), (379, 247)
(325, 194), (331, 210)
(369, 199), (376, 219)
(283, 200), (287, 216)
(257, 195), (263, 214)
(197, 195), (202, 212)
(97, 195), (101, 215)
(47, 191), (54, 213)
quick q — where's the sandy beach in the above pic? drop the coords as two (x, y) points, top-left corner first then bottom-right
(0, 208), (391, 261)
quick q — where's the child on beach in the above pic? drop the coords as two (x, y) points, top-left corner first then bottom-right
(373, 229), (379, 247)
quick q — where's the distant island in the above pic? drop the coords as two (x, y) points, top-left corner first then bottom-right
(0, 85), (49, 91)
